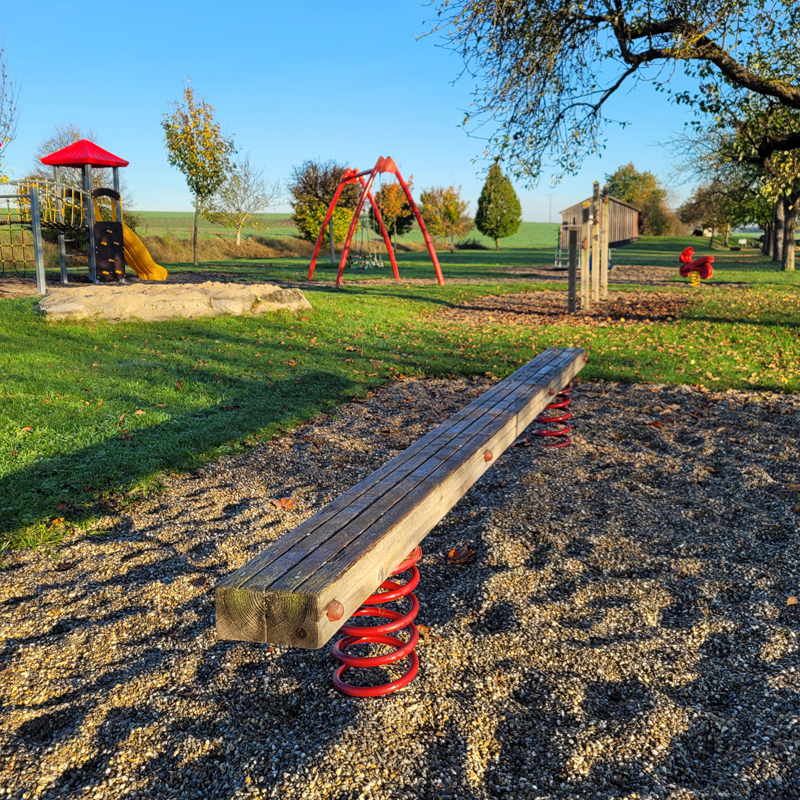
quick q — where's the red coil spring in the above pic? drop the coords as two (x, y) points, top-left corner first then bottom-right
(530, 382), (573, 447)
(331, 546), (421, 697)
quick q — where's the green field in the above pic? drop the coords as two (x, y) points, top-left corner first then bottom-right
(135, 211), (561, 250)
(135, 211), (301, 240)
(1, 233), (798, 551)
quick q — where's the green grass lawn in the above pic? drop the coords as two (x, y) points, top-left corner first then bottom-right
(1, 233), (799, 552)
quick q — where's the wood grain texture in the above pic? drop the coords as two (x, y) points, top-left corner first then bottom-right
(216, 348), (586, 647)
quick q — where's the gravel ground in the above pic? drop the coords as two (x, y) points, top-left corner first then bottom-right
(1, 377), (799, 800)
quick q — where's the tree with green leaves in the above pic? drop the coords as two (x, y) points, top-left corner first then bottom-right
(419, 186), (473, 251)
(373, 179), (415, 250)
(162, 84), (235, 265)
(433, 1), (800, 184)
(204, 154), (280, 247)
(671, 91), (800, 270)
(0, 44), (20, 180)
(604, 164), (673, 236)
(475, 163), (521, 249)
(288, 159), (358, 243)
(678, 179), (740, 246)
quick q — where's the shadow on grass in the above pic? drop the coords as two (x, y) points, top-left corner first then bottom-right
(0, 369), (356, 548)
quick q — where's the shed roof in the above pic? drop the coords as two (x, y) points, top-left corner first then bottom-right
(40, 139), (129, 168)
(559, 195), (640, 215)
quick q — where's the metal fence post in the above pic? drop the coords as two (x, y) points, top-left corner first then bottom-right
(54, 167), (69, 283)
(29, 187), (46, 295)
(84, 165), (98, 283)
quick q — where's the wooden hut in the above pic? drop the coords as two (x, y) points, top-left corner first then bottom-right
(560, 195), (639, 248)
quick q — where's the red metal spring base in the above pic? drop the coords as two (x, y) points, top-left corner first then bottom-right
(531, 382), (573, 447)
(332, 546), (421, 697)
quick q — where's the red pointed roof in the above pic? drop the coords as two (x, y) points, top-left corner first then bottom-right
(40, 139), (129, 168)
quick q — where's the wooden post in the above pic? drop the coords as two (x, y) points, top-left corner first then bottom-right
(567, 228), (578, 314)
(580, 201), (590, 310)
(600, 190), (610, 299)
(591, 182), (600, 303)
(29, 187), (46, 296)
(83, 165), (98, 284)
(54, 166), (68, 283)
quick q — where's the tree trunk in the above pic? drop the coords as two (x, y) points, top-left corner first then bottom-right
(784, 195), (797, 272)
(236, 224), (243, 248)
(495, 238), (499, 250)
(762, 222), (773, 256)
(193, 203), (200, 266)
(774, 198), (785, 262)
(709, 226), (715, 248)
(450, 228), (454, 253)
(393, 226), (397, 253)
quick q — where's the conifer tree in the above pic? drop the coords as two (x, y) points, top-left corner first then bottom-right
(475, 164), (521, 249)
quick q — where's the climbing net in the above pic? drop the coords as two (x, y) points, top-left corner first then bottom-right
(0, 180), (91, 278)
(0, 193), (34, 276)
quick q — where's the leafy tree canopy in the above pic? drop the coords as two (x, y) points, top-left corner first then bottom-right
(605, 164), (673, 235)
(289, 159), (359, 242)
(373, 180), (415, 246)
(433, 0), (800, 183)
(162, 84), (235, 264)
(420, 186), (473, 250)
(475, 163), (522, 248)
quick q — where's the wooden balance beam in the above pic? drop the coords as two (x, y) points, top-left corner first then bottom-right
(216, 347), (587, 649)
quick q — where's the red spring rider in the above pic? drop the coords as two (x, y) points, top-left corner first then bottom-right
(678, 246), (714, 287)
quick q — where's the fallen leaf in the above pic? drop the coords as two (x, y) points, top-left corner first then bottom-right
(120, 434), (134, 441)
(46, 517), (64, 528)
(22, 426), (33, 432)
(646, 421), (665, 428)
(156, 403), (166, 408)
(787, 596), (798, 607)
(134, 410), (145, 415)
(191, 576), (210, 587)
(55, 561), (76, 572)
(270, 497), (296, 510)
(785, 484), (800, 493)
(417, 623), (437, 641)
(92, 361), (99, 367)
(175, 381), (184, 390)
(447, 545), (475, 564)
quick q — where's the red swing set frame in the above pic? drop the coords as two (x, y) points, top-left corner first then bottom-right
(307, 156), (445, 288)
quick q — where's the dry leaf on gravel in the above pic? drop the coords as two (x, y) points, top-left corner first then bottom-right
(271, 497), (296, 510)
(447, 545), (475, 563)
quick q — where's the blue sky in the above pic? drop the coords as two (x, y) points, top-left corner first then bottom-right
(1, 1), (699, 220)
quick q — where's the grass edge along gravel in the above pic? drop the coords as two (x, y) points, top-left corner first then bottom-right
(2, 270), (800, 552)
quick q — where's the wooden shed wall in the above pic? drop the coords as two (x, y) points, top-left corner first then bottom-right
(560, 196), (639, 248)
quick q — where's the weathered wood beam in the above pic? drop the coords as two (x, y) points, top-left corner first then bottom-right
(216, 348), (587, 648)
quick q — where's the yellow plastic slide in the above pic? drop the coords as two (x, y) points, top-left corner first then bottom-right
(122, 222), (168, 281)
